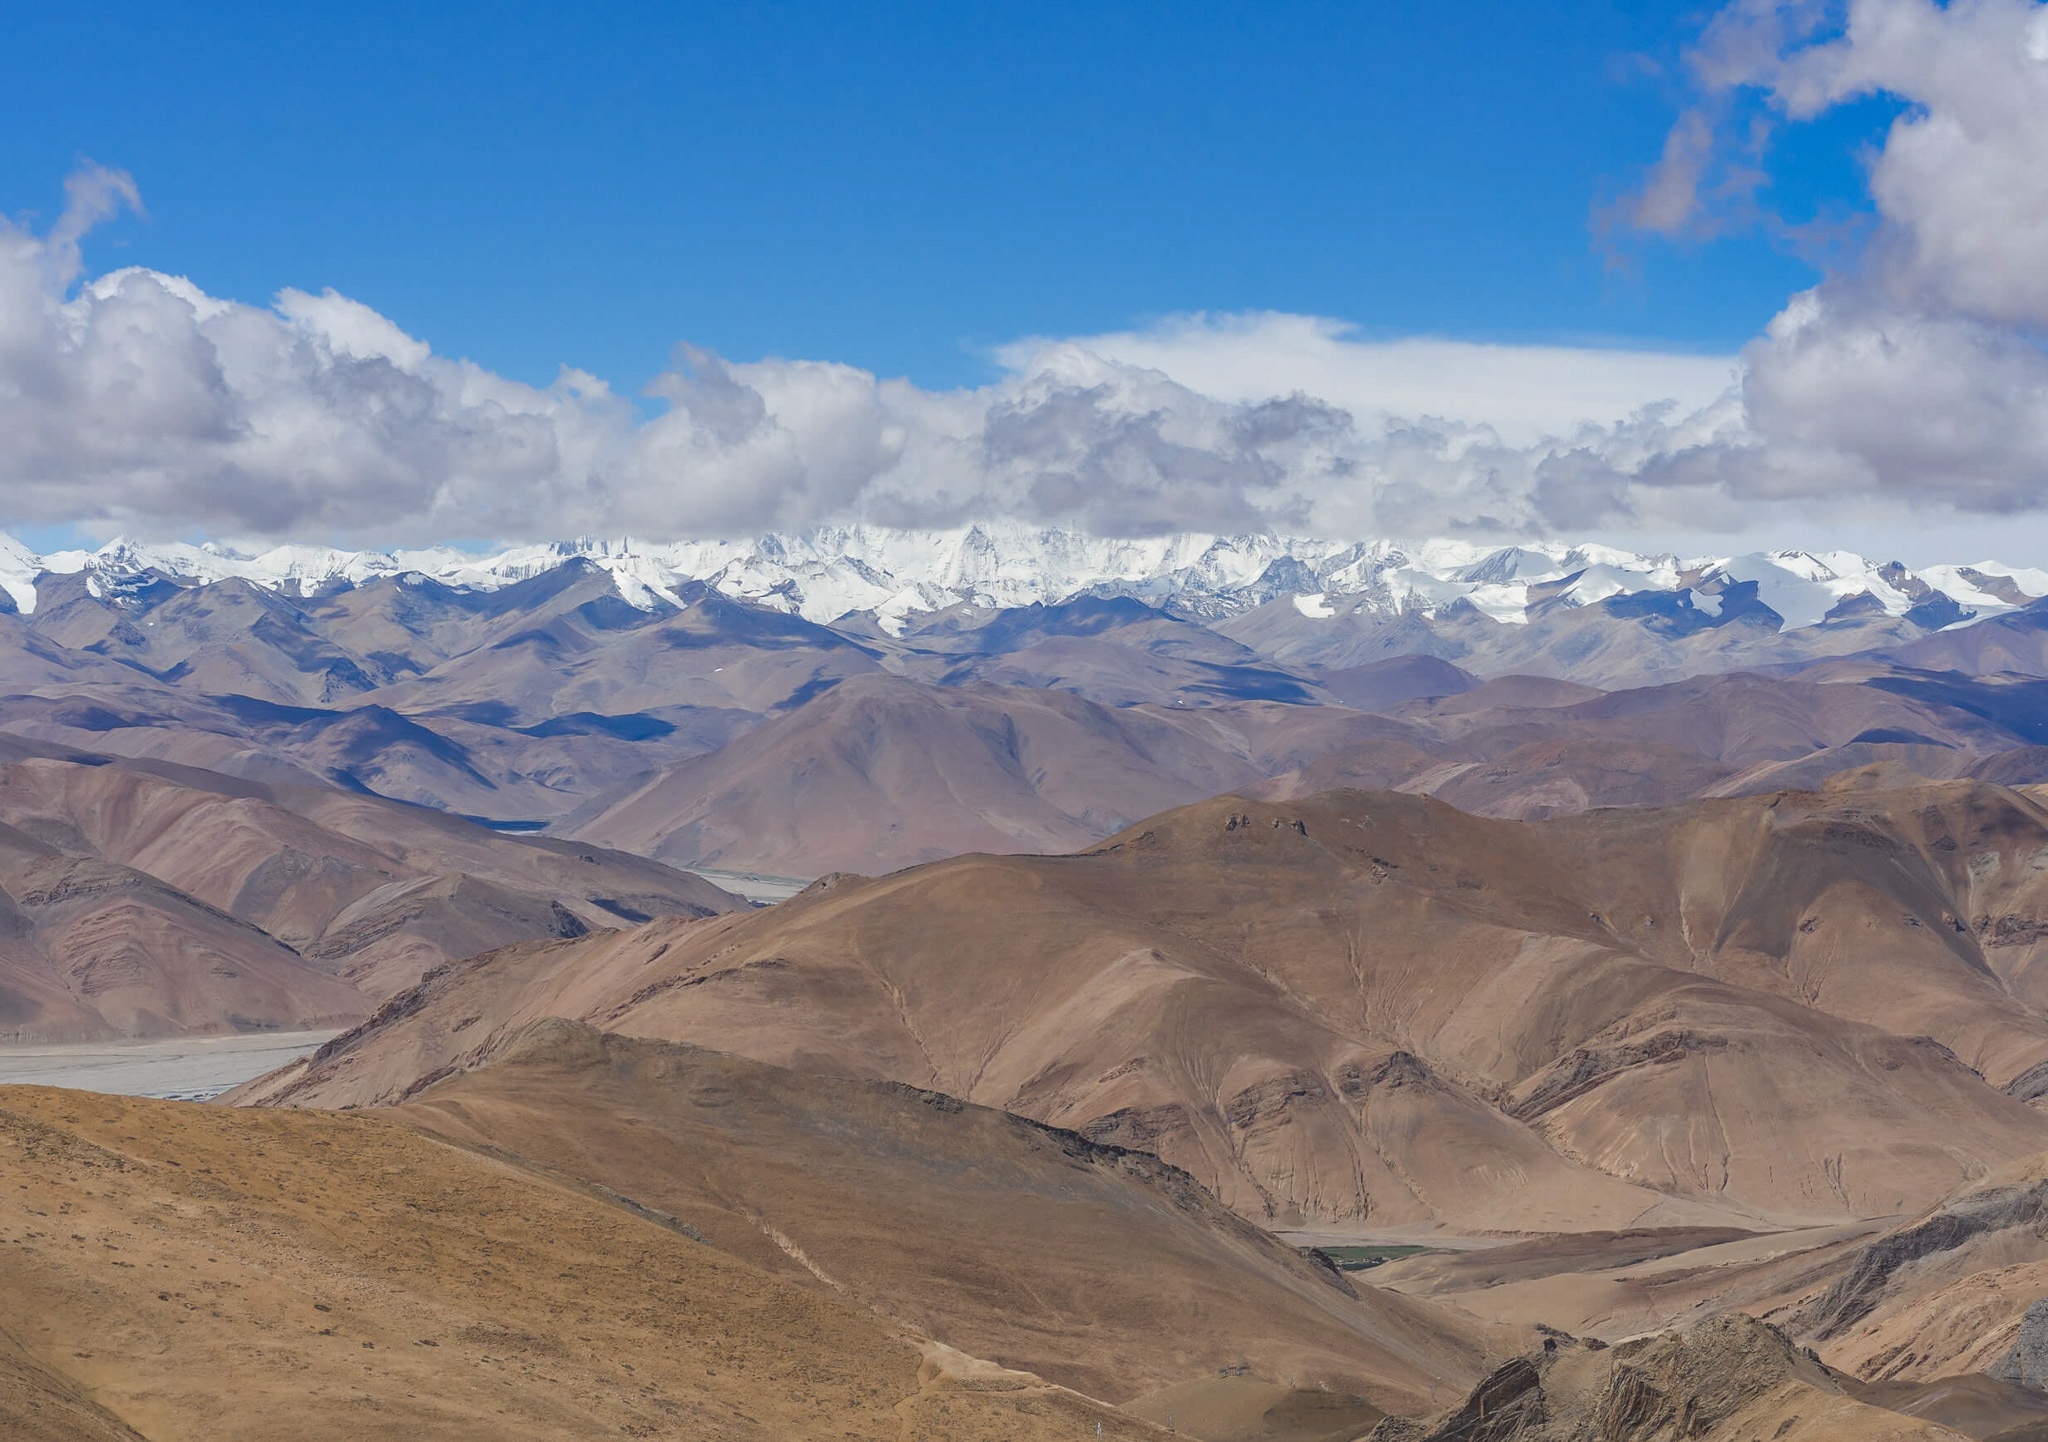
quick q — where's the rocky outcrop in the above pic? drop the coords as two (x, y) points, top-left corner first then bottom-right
(1798, 1178), (2048, 1340)
(1370, 1357), (1545, 1441)
(1371, 1315), (1961, 1442)
(1505, 1029), (1729, 1123)
(1991, 1295), (2048, 1389)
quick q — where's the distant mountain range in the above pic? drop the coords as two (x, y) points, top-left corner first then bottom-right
(5, 522), (2048, 885)
(9, 523), (2046, 639)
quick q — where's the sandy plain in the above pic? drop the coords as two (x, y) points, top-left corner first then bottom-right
(0, 1029), (338, 1100)
(680, 867), (809, 902)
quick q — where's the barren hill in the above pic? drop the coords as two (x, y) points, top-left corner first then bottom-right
(9, 534), (2048, 873)
(563, 673), (1412, 875)
(1372, 1314), (1966, 1441)
(10, 540), (2048, 877)
(1253, 669), (2036, 821)
(564, 674), (1243, 872)
(565, 661), (2048, 876)
(1344, 1150), (2048, 1436)
(0, 739), (739, 1040)
(250, 780), (2048, 1232)
(20, 1061), (1987, 1437)
(0, 1081), (1164, 1440)
(398, 1019), (1497, 1413)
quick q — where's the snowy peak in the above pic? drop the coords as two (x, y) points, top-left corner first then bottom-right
(5, 526), (2041, 637)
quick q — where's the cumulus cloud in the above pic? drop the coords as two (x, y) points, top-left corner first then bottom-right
(0, 174), (1744, 544)
(1616, 0), (2048, 518)
(0, 176), (617, 541)
(8, 2), (2048, 555)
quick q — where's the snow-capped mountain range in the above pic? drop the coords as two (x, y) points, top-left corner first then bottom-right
(4, 524), (2045, 637)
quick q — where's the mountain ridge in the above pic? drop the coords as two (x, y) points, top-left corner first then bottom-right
(10, 524), (2046, 643)
(242, 779), (2048, 1234)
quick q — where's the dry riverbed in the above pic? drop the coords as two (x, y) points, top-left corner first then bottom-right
(0, 1029), (340, 1100)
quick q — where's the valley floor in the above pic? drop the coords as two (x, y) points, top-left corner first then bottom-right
(680, 866), (811, 902)
(0, 1029), (339, 1101)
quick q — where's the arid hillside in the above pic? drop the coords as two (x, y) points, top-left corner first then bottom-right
(562, 673), (1407, 874)
(11, 543), (2048, 881)
(401, 1019), (1497, 1412)
(17, 1028), (2006, 1441)
(0, 1079), (1178, 1441)
(0, 738), (739, 1041)
(565, 663), (2048, 876)
(1332, 1151), (2048, 1438)
(248, 780), (2048, 1234)
(1370, 1315), (1966, 1441)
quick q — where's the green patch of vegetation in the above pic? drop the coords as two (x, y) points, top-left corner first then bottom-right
(1314, 1244), (1441, 1271)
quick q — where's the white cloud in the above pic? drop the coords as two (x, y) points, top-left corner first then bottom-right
(0, 171), (1750, 545)
(8, 0), (2048, 564)
(1710, 0), (2048, 328)
(1616, 0), (2048, 521)
(995, 314), (1738, 446)
(274, 287), (432, 368)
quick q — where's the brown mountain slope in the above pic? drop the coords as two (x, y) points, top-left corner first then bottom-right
(1325, 1149), (2048, 1436)
(1253, 734), (1737, 816)
(0, 740), (740, 1039)
(28, 742), (738, 987)
(1317, 655), (1480, 712)
(397, 1019), (1498, 1413)
(0, 685), (544, 817)
(28, 573), (390, 706)
(564, 673), (1431, 876)
(1877, 606), (2048, 678)
(875, 594), (1333, 707)
(1255, 671), (2026, 821)
(0, 1334), (145, 1442)
(1786, 1153), (2048, 1387)
(1372, 1315), (1965, 1442)
(0, 683), (750, 824)
(237, 882), (1735, 1235)
(0, 611), (164, 690)
(367, 581), (888, 721)
(1284, 1145), (2048, 1431)
(0, 825), (370, 1041)
(254, 782), (2048, 1231)
(574, 662), (2042, 880)
(1403, 671), (2001, 753)
(1357, 1154), (2048, 1408)
(0, 1083), (1159, 1441)
(563, 673), (1282, 873)
(13, 580), (2048, 868)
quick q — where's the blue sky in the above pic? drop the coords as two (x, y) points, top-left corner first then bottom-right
(4, 0), (1881, 392)
(6, 0), (2043, 560)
